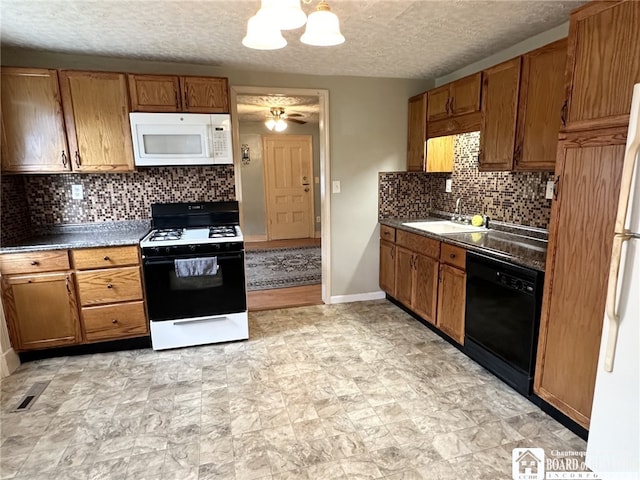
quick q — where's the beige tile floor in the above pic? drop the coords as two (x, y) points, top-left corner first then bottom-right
(0, 300), (587, 479)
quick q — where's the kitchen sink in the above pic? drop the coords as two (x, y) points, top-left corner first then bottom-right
(402, 220), (489, 235)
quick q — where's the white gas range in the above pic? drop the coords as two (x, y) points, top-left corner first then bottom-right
(140, 202), (248, 350)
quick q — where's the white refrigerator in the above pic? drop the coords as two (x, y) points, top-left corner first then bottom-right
(586, 83), (640, 479)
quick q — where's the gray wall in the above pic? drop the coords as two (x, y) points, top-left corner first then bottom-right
(239, 121), (321, 239)
(1, 47), (430, 297)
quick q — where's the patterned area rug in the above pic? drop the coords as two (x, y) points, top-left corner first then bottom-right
(245, 246), (321, 291)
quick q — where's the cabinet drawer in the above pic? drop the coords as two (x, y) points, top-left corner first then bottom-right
(72, 246), (139, 270)
(76, 266), (142, 306)
(0, 250), (70, 275)
(82, 301), (148, 342)
(396, 230), (440, 259)
(380, 225), (396, 242)
(440, 243), (466, 270)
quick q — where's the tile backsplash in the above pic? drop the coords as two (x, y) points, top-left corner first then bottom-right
(1, 166), (235, 244)
(1, 175), (32, 245)
(379, 132), (554, 229)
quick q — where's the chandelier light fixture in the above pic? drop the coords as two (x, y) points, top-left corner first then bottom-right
(242, 0), (345, 50)
(265, 107), (288, 132)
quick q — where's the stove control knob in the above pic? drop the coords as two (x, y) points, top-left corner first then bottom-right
(189, 245), (196, 252)
(165, 247), (172, 254)
(152, 247), (160, 255)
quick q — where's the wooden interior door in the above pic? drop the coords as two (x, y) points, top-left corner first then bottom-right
(535, 130), (625, 428)
(59, 71), (134, 172)
(2, 272), (80, 351)
(479, 58), (521, 171)
(1, 67), (70, 173)
(263, 135), (314, 240)
(406, 93), (427, 172)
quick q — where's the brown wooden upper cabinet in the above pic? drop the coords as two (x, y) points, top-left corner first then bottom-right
(426, 136), (455, 172)
(128, 74), (229, 113)
(1, 68), (71, 173)
(406, 93), (427, 172)
(480, 39), (567, 171)
(427, 73), (482, 121)
(59, 71), (134, 172)
(562, 1), (640, 132)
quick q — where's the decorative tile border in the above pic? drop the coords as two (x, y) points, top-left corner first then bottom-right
(21, 166), (236, 226)
(379, 132), (553, 229)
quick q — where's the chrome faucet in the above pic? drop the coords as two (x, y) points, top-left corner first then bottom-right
(453, 197), (463, 222)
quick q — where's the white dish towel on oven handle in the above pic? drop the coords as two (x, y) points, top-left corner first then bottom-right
(174, 257), (218, 277)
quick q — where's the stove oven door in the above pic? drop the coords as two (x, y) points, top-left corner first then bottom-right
(142, 251), (246, 321)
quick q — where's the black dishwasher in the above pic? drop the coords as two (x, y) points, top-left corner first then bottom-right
(464, 251), (544, 396)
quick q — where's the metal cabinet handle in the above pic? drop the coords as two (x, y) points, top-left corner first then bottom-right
(175, 88), (180, 109)
(513, 145), (522, 164)
(445, 97), (451, 115)
(103, 256), (110, 261)
(560, 99), (568, 128)
(30, 260), (39, 266)
(391, 247), (394, 260)
(74, 151), (81, 168)
(65, 276), (71, 294)
(112, 319), (118, 324)
(184, 87), (189, 109)
(61, 151), (68, 167)
(553, 175), (560, 200)
(449, 254), (456, 259)
(107, 283), (113, 289)
(448, 97), (454, 115)
(304, 187), (310, 192)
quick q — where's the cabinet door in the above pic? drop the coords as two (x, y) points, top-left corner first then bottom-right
(407, 93), (427, 172)
(535, 130), (625, 429)
(180, 76), (229, 113)
(449, 73), (482, 116)
(515, 39), (567, 171)
(1, 68), (70, 173)
(437, 264), (466, 345)
(379, 239), (396, 295)
(426, 135), (455, 173)
(427, 85), (451, 122)
(2, 272), (80, 351)
(564, 1), (640, 131)
(128, 75), (181, 112)
(412, 253), (439, 325)
(59, 71), (134, 172)
(395, 247), (414, 307)
(479, 58), (521, 171)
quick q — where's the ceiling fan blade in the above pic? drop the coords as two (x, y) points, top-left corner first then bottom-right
(287, 118), (307, 125)
(286, 113), (303, 117)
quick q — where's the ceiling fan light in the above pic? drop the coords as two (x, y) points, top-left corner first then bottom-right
(259, 0), (307, 30)
(242, 14), (287, 50)
(274, 119), (288, 132)
(300, 1), (345, 47)
(265, 118), (277, 130)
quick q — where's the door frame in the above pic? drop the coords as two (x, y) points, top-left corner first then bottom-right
(262, 134), (315, 240)
(230, 86), (331, 304)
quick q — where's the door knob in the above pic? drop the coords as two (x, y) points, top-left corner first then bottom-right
(304, 187), (310, 192)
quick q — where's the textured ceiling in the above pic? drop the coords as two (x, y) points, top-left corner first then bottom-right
(237, 94), (320, 123)
(1, 0), (586, 79)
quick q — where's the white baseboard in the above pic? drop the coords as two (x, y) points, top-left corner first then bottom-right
(328, 291), (386, 304)
(0, 347), (20, 378)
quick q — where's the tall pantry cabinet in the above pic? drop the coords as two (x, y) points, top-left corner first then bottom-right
(535, 0), (640, 429)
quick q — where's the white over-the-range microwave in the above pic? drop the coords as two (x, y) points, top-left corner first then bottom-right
(129, 113), (233, 166)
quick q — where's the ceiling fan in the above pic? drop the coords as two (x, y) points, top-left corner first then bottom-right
(265, 107), (306, 131)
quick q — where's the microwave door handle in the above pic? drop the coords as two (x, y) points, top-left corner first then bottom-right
(206, 124), (214, 159)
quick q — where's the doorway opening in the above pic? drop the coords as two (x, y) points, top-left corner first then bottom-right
(230, 86), (331, 310)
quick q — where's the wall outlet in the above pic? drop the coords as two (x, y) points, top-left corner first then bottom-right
(545, 180), (555, 199)
(71, 184), (84, 200)
(316, 216), (321, 223)
(332, 180), (341, 194)
(445, 178), (452, 193)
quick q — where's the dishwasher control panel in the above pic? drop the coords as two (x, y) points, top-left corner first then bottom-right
(496, 271), (535, 294)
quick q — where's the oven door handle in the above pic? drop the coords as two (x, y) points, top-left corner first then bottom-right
(143, 254), (242, 266)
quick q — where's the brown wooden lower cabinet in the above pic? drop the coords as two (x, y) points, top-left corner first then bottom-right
(534, 129), (626, 429)
(379, 239), (396, 296)
(437, 264), (466, 345)
(82, 301), (147, 342)
(1, 272), (80, 351)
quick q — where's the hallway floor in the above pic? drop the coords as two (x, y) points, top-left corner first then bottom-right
(0, 301), (585, 479)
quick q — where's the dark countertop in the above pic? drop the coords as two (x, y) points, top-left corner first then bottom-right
(380, 217), (547, 271)
(0, 220), (151, 254)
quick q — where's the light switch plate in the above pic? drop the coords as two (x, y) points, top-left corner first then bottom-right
(545, 180), (554, 199)
(71, 184), (84, 200)
(332, 180), (341, 194)
(445, 178), (452, 193)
